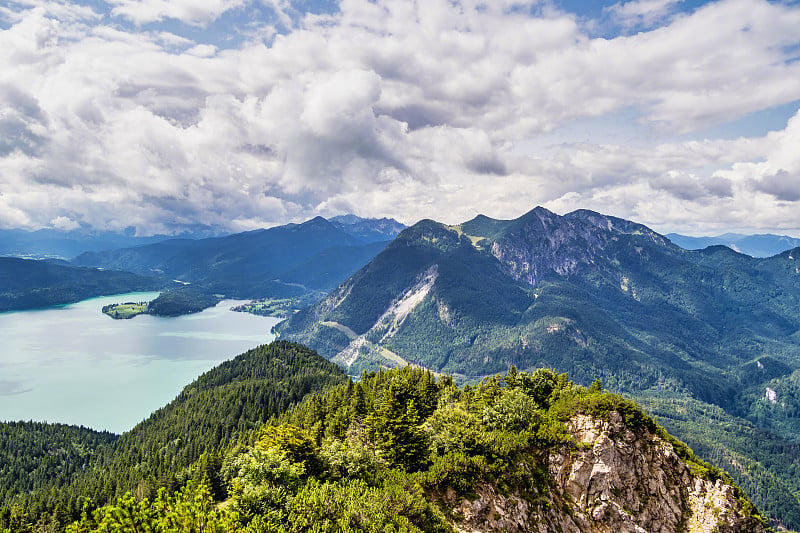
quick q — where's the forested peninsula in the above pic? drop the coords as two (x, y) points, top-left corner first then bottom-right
(102, 286), (221, 318)
(0, 257), (166, 312)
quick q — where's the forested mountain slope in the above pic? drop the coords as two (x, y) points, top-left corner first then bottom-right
(0, 423), (116, 506)
(0, 341), (346, 530)
(0, 257), (167, 311)
(277, 206), (800, 528)
(72, 216), (404, 299)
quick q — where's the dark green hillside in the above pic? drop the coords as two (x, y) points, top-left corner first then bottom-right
(458, 213), (514, 239)
(274, 240), (391, 291)
(0, 423), (116, 505)
(0, 341), (346, 530)
(0, 257), (167, 311)
(145, 285), (221, 316)
(644, 394), (800, 529)
(277, 206), (800, 528)
(93, 341), (347, 490)
(72, 216), (405, 304)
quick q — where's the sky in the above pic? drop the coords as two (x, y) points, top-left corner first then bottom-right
(1, 0), (800, 237)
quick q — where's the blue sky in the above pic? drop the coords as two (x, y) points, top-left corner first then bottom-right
(1, 0), (800, 236)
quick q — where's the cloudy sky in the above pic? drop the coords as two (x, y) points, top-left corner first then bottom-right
(1, 0), (799, 236)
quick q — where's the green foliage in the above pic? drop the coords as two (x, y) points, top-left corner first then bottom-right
(13, 365), (764, 533)
(287, 476), (452, 533)
(230, 297), (315, 318)
(145, 286), (221, 316)
(552, 388), (658, 434)
(0, 423), (116, 506)
(101, 301), (149, 319)
(0, 341), (346, 530)
(65, 482), (238, 533)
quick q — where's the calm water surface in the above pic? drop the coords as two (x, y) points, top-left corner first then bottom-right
(0, 292), (279, 433)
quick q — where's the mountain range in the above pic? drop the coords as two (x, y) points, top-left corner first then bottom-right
(71, 216), (405, 300)
(0, 228), (217, 260)
(0, 216), (405, 314)
(3, 209), (800, 527)
(667, 232), (800, 258)
(277, 206), (800, 527)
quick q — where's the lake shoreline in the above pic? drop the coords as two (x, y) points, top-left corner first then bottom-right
(0, 292), (281, 433)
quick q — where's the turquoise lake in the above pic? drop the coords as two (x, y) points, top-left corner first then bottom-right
(0, 292), (280, 433)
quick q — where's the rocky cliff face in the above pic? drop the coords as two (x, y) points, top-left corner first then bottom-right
(449, 412), (766, 533)
(488, 207), (673, 286)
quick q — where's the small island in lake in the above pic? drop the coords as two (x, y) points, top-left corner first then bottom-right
(102, 301), (149, 319)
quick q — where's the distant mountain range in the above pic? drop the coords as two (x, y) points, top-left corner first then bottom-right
(71, 216), (406, 300)
(0, 228), (218, 260)
(276, 207), (800, 527)
(0, 216), (406, 313)
(667, 232), (800, 258)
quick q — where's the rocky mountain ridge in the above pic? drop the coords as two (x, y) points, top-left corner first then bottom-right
(486, 207), (672, 285)
(453, 412), (765, 533)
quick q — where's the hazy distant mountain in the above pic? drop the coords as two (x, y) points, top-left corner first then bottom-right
(667, 232), (800, 257)
(277, 207), (800, 527)
(0, 228), (218, 260)
(72, 215), (406, 299)
(0, 257), (168, 311)
(329, 215), (407, 243)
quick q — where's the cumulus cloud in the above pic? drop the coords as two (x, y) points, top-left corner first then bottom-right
(0, 0), (799, 235)
(605, 0), (682, 29)
(107, 0), (247, 26)
(751, 170), (800, 201)
(50, 215), (79, 230)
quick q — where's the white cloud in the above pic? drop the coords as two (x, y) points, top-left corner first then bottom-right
(0, 0), (799, 235)
(107, 0), (247, 26)
(50, 215), (79, 230)
(606, 0), (682, 28)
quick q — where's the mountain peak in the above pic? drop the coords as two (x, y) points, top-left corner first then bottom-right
(329, 215), (406, 244)
(517, 205), (558, 223)
(301, 216), (332, 227)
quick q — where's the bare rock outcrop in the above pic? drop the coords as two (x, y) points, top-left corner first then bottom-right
(451, 411), (766, 533)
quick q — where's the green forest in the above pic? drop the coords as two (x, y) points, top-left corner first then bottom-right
(0, 342), (345, 532)
(0, 342), (768, 532)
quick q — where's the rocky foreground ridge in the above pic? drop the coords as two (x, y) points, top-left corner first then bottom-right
(451, 411), (766, 533)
